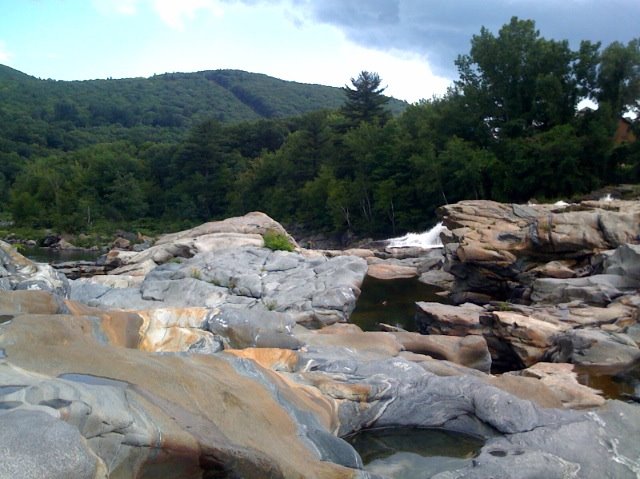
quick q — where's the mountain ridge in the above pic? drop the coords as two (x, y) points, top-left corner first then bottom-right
(0, 64), (408, 128)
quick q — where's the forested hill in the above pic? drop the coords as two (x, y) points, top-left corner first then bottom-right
(0, 65), (406, 126)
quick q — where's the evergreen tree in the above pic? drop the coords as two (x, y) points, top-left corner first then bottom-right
(342, 71), (391, 127)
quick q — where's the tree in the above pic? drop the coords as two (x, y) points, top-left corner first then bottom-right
(596, 39), (640, 117)
(454, 17), (577, 138)
(341, 71), (391, 127)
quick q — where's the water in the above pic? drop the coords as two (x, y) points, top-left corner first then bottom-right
(387, 223), (444, 249)
(575, 365), (638, 401)
(346, 428), (483, 479)
(21, 246), (102, 264)
(350, 277), (449, 332)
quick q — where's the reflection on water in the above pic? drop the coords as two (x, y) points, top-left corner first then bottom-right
(21, 246), (102, 264)
(575, 365), (639, 401)
(346, 428), (483, 479)
(350, 276), (449, 332)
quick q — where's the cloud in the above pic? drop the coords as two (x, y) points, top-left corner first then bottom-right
(0, 41), (12, 64)
(290, 0), (640, 77)
(151, 0), (225, 30)
(93, 0), (225, 29)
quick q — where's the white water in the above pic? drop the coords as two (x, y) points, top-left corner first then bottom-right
(599, 193), (614, 202)
(387, 222), (444, 249)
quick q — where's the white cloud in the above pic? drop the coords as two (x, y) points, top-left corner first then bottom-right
(151, 0), (225, 30)
(92, 0), (225, 29)
(0, 41), (12, 64)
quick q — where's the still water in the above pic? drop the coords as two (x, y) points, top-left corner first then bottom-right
(350, 276), (449, 332)
(346, 428), (483, 479)
(21, 246), (102, 264)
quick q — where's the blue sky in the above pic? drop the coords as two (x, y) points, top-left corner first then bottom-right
(1, 0), (638, 103)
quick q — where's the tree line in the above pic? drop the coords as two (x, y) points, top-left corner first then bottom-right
(4, 18), (640, 238)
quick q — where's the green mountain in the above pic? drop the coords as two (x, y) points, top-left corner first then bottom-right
(0, 64), (407, 134)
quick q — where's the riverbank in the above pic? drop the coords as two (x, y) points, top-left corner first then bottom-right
(1, 203), (639, 478)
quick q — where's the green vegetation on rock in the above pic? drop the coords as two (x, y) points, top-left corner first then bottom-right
(262, 230), (295, 252)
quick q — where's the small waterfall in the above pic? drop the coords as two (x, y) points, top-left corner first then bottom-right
(599, 193), (614, 202)
(387, 222), (444, 249)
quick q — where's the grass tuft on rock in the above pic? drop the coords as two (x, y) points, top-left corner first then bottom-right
(262, 230), (294, 252)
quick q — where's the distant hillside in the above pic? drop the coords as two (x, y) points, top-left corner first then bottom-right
(0, 64), (407, 131)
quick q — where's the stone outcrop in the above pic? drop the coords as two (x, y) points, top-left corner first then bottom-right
(73, 246), (367, 328)
(3, 209), (640, 478)
(0, 240), (69, 296)
(438, 199), (640, 302)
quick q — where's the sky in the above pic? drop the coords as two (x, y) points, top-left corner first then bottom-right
(1, 0), (639, 103)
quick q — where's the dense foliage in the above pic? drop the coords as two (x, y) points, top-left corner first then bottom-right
(2, 18), (639, 240)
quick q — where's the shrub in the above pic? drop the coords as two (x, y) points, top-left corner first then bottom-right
(262, 230), (294, 252)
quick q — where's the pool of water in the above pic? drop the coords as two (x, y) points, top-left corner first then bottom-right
(350, 276), (449, 332)
(346, 428), (483, 479)
(21, 246), (102, 264)
(575, 365), (639, 401)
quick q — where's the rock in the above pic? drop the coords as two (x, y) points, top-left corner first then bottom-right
(512, 362), (605, 409)
(531, 274), (638, 305)
(480, 311), (570, 367)
(418, 269), (455, 289)
(431, 401), (640, 479)
(75, 246), (368, 328)
(225, 348), (299, 372)
(0, 240), (69, 297)
(416, 302), (485, 336)
(0, 289), (69, 315)
(0, 410), (108, 479)
(298, 329), (404, 361)
(366, 262), (418, 280)
(0, 310), (365, 478)
(111, 237), (131, 250)
(547, 328), (640, 373)
(55, 238), (78, 250)
(390, 331), (491, 372)
(604, 243), (640, 280)
(438, 200), (640, 302)
(206, 306), (302, 349)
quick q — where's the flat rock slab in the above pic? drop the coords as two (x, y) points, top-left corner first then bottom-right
(366, 262), (418, 280)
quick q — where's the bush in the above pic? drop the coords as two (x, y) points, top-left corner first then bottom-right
(262, 230), (294, 252)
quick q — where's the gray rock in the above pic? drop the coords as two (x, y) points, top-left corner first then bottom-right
(531, 274), (637, 305)
(0, 409), (107, 479)
(604, 243), (640, 281)
(206, 305), (302, 349)
(75, 247), (367, 327)
(547, 328), (640, 371)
